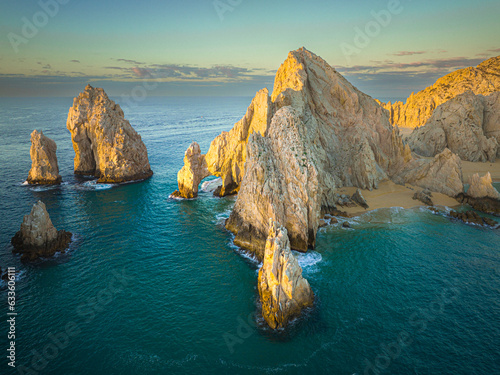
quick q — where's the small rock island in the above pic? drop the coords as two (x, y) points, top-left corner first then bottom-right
(11, 201), (72, 261)
(66, 85), (153, 183)
(27, 130), (61, 185)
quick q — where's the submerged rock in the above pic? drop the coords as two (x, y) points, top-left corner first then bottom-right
(27, 130), (61, 185)
(407, 91), (499, 161)
(11, 201), (72, 261)
(66, 85), (153, 183)
(380, 56), (500, 129)
(449, 210), (497, 227)
(257, 220), (314, 330)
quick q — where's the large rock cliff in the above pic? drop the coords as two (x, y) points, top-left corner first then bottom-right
(227, 48), (413, 257)
(11, 201), (72, 261)
(381, 56), (500, 128)
(67, 85), (153, 183)
(258, 219), (314, 330)
(407, 91), (500, 161)
(27, 130), (62, 185)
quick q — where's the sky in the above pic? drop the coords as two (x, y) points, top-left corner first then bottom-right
(0, 0), (499, 100)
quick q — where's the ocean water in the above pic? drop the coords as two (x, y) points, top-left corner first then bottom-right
(0, 96), (499, 375)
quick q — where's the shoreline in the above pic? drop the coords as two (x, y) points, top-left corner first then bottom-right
(337, 180), (459, 217)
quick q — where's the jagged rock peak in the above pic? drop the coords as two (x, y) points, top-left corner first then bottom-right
(467, 172), (500, 199)
(11, 201), (72, 261)
(66, 85), (153, 183)
(257, 219), (314, 330)
(381, 55), (500, 128)
(27, 130), (61, 185)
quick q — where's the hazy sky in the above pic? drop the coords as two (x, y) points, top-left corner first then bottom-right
(1, 0), (499, 100)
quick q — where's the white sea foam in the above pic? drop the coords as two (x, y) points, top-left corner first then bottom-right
(201, 177), (222, 193)
(293, 250), (322, 270)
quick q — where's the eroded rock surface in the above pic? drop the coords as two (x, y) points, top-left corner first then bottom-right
(407, 91), (499, 161)
(467, 172), (500, 199)
(67, 85), (153, 183)
(380, 56), (500, 128)
(257, 220), (314, 330)
(11, 201), (72, 261)
(27, 130), (61, 185)
(173, 89), (272, 198)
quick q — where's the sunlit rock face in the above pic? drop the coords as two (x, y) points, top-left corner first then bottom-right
(257, 219), (314, 330)
(407, 91), (499, 162)
(27, 130), (61, 185)
(11, 201), (72, 261)
(172, 88), (272, 198)
(380, 56), (500, 129)
(227, 48), (413, 257)
(467, 172), (500, 199)
(66, 85), (153, 183)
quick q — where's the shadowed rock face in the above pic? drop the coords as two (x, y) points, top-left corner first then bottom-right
(407, 91), (499, 162)
(173, 88), (272, 198)
(456, 172), (500, 216)
(257, 219), (314, 330)
(380, 55), (500, 129)
(27, 130), (61, 185)
(66, 85), (153, 183)
(11, 201), (72, 261)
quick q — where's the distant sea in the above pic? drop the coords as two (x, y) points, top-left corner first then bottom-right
(0, 96), (499, 375)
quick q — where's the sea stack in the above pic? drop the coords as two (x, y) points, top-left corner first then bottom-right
(66, 85), (153, 183)
(258, 220), (314, 330)
(11, 201), (72, 261)
(456, 172), (500, 215)
(27, 130), (61, 185)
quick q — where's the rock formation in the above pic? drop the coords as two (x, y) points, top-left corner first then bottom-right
(455, 172), (500, 216)
(27, 130), (61, 184)
(173, 48), (466, 261)
(467, 172), (500, 199)
(413, 189), (433, 206)
(257, 220), (314, 330)
(11, 201), (72, 261)
(351, 189), (369, 209)
(66, 85), (153, 183)
(380, 55), (500, 128)
(394, 149), (464, 197)
(407, 91), (499, 161)
(173, 89), (272, 198)
(449, 210), (497, 227)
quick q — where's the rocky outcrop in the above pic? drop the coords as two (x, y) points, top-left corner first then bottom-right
(407, 91), (499, 161)
(454, 172), (500, 216)
(226, 48), (415, 257)
(27, 130), (61, 184)
(173, 89), (272, 198)
(413, 189), (433, 206)
(449, 210), (497, 227)
(395, 149), (464, 197)
(257, 220), (314, 330)
(11, 201), (72, 261)
(66, 85), (153, 183)
(380, 56), (500, 128)
(351, 189), (369, 209)
(467, 172), (500, 199)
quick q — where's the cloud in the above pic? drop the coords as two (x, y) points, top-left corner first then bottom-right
(487, 47), (500, 53)
(391, 51), (426, 56)
(70, 60), (80, 63)
(131, 67), (152, 78)
(115, 58), (145, 65)
(42, 64), (51, 69)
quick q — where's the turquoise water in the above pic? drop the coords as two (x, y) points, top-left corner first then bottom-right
(0, 97), (499, 375)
